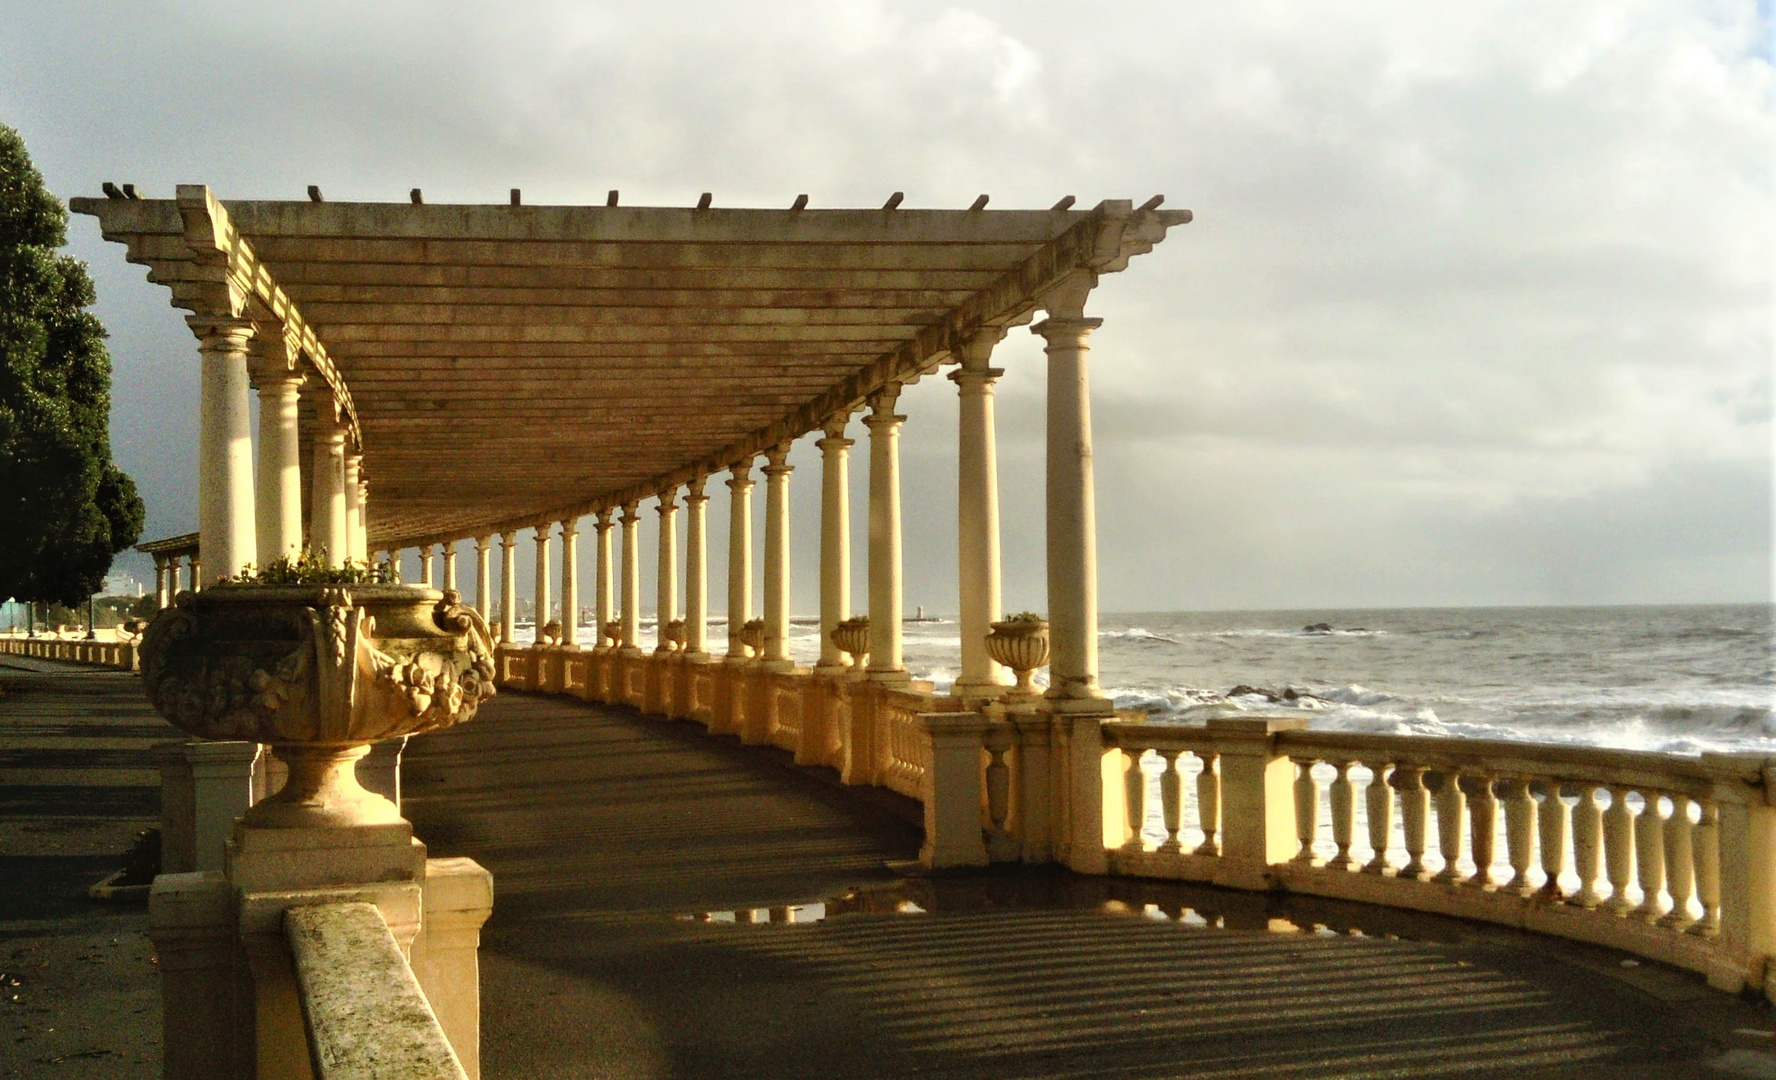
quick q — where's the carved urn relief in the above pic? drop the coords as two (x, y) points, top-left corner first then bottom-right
(139, 584), (496, 828)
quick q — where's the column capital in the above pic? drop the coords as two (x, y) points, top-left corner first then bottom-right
(558, 518), (578, 539)
(683, 489), (710, 506)
(499, 531), (519, 550)
(865, 383), (903, 415)
(817, 433), (854, 453)
(474, 535), (492, 553)
(187, 316), (256, 352)
(1037, 270), (1097, 319)
(948, 365), (1004, 392)
(594, 507), (616, 529)
(685, 473), (709, 499)
(726, 461), (755, 491)
(1032, 315), (1103, 341)
(820, 414), (852, 440)
(953, 325), (1008, 368)
(619, 501), (642, 523)
(762, 442), (794, 475)
(655, 492), (679, 515)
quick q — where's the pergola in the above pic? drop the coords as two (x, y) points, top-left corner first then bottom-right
(76, 186), (1187, 709)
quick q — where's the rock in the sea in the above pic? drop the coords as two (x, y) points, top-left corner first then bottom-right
(1302, 622), (1333, 633)
(1228, 684), (1282, 702)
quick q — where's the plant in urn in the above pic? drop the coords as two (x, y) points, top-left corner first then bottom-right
(139, 574), (496, 829)
(986, 612), (1049, 700)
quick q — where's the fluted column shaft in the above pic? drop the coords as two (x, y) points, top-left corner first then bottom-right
(655, 495), (679, 653)
(762, 444), (794, 668)
(196, 320), (257, 583)
(559, 521), (579, 647)
(594, 510), (615, 648)
(865, 387), (907, 680)
(1035, 277), (1106, 705)
(952, 330), (1008, 698)
(815, 419), (852, 673)
(533, 526), (552, 640)
(620, 503), (642, 654)
(343, 455), (364, 565)
(474, 537), (493, 621)
(499, 534), (518, 643)
(684, 481), (709, 657)
(725, 463), (754, 658)
(253, 364), (303, 567)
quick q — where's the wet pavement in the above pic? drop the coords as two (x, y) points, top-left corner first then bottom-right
(403, 688), (1776, 1080)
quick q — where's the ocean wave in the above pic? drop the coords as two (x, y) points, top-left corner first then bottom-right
(1100, 627), (1180, 644)
(1199, 627), (1387, 640)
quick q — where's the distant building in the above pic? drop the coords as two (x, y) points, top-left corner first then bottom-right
(100, 571), (144, 598)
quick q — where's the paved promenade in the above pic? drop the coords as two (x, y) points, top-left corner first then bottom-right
(404, 688), (1776, 1080)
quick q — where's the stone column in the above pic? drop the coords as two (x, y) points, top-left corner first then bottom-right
(655, 494), (678, 653)
(443, 542), (459, 593)
(761, 444), (795, 670)
(725, 462), (754, 658)
(593, 510), (615, 648)
(343, 454), (364, 566)
(252, 360), (304, 568)
(1034, 275), (1108, 708)
(533, 526), (552, 642)
(154, 558), (170, 609)
(309, 399), (348, 569)
(187, 554), (203, 592)
(499, 533), (518, 644)
(474, 537), (493, 621)
(193, 319), (258, 583)
(951, 328), (1009, 700)
(865, 386), (907, 682)
(815, 418), (853, 675)
(419, 544), (436, 588)
(559, 520), (579, 648)
(619, 502), (642, 655)
(683, 480), (709, 658)
(355, 478), (372, 562)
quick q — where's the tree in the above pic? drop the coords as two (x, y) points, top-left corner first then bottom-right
(0, 123), (143, 608)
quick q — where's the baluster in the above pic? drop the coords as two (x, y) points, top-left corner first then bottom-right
(1292, 758), (1321, 865)
(1660, 795), (1695, 930)
(1396, 765), (1429, 880)
(1467, 773), (1498, 890)
(1571, 784), (1603, 908)
(1194, 751), (1221, 856)
(985, 742), (1011, 841)
(1503, 778), (1536, 896)
(1362, 761), (1394, 874)
(1634, 792), (1667, 922)
(1536, 781), (1571, 900)
(1433, 771), (1467, 884)
(1692, 800), (1720, 936)
(1328, 761), (1356, 870)
(1122, 749), (1146, 850)
(1603, 786), (1636, 915)
(1159, 753), (1185, 852)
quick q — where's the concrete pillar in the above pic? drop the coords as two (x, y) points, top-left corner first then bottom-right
(533, 526), (552, 641)
(593, 509), (615, 648)
(1034, 275), (1107, 707)
(921, 714), (991, 868)
(252, 363), (304, 568)
(761, 443), (794, 669)
(725, 463), (754, 658)
(443, 542), (459, 593)
(1208, 717), (1308, 890)
(655, 494), (678, 653)
(559, 520), (579, 648)
(343, 454), (364, 565)
(620, 502), (642, 654)
(309, 400), (348, 569)
(683, 481), (709, 658)
(499, 533), (518, 644)
(419, 543), (437, 588)
(816, 418), (854, 676)
(951, 329), (1009, 700)
(865, 386), (907, 682)
(193, 319), (257, 584)
(474, 537), (493, 621)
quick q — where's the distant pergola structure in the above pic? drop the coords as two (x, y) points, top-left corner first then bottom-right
(77, 187), (1188, 710)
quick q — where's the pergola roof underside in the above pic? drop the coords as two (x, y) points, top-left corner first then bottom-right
(76, 199), (1184, 547)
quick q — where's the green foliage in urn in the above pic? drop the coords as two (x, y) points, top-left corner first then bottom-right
(0, 124), (144, 607)
(224, 550), (393, 586)
(1002, 611), (1046, 625)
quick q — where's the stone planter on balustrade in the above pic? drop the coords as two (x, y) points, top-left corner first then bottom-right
(831, 615), (870, 678)
(986, 617), (1049, 701)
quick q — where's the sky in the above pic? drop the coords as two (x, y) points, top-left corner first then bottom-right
(2, 0), (1770, 615)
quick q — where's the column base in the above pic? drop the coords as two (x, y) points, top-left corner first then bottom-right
(866, 668), (911, 686)
(759, 658), (797, 674)
(949, 677), (1011, 706)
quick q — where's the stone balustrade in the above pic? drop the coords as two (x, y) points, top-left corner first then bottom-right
(0, 633), (139, 670)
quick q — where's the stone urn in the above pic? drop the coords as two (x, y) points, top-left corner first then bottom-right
(661, 619), (686, 651)
(138, 584), (496, 828)
(540, 619), (562, 646)
(831, 615), (870, 670)
(987, 617), (1049, 698)
(601, 619), (623, 648)
(738, 618), (766, 657)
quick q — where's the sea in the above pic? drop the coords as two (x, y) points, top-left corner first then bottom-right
(544, 604), (1774, 755)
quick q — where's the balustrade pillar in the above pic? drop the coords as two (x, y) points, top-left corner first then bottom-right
(594, 510), (615, 649)
(194, 319), (258, 583)
(309, 398), (348, 570)
(559, 520), (579, 649)
(1033, 275), (1106, 708)
(474, 537), (492, 621)
(252, 356), (303, 568)
(620, 502), (642, 654)
(725, 464), (754, 659)
(684, 481), (709, 658)
(499, 533), (518, 644)
(343, 454), (364, 565)
(815, 418), (852, 674)
(655, 495), (678, 654)
(951, 328), (1008, 700)
(533, 526), (553, 642)
(864, 386), (907, 682)
(762, 444), (793, 670)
